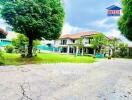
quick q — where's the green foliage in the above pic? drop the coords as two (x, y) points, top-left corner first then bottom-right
(118, 43), (128, 57)
(12, 34), (28, 57)
(1, 0), (64, 57)
(3, 53), (96, 65)
(108, 55), (112, 59)
(76, 37), (84, 49)
(0, 49), (4, 65)
(91, 33), (107, 54)
(5, 44), (14, 53)
(33, 40), (40, 47)
(118, 0), (132, 41)
(0, 0), (13, 3)
(1, 0), (64, 40)
(12, 34), (40, 57)
(108, 37), (119, 57)
(108, 38), (119, 48)
(12, 34), (28, 49)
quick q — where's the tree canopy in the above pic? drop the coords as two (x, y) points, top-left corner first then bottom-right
(1, 0), (64, 57)
(118, 0), (132, 41)
(91, 33), (107, 54)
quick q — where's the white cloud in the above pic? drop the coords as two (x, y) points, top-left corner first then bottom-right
(62, 23), (90, 35)
(92, 17), (119, 29)
(0, 18), (8, 30)
(106, 28), (132, 45)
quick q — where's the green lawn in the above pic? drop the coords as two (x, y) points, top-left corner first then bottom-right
(2, 53), (96, 65)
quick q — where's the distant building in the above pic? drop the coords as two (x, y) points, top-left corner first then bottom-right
(54, 32), (111, 55)
(106, 5), (121, 16)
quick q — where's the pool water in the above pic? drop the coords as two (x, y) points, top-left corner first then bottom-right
(0, 41), (11, 46)
(0, 41), (58, 52)
(37, 45), (59, 52)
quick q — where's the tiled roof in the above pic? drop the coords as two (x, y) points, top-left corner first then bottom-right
(60, 31), (99, 39)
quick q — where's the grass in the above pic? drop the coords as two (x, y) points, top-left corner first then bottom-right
(1, 53), (96, 65)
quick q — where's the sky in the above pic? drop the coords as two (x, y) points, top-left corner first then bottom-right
(0, 0), (132, 44)
(62, 0), (132, 44)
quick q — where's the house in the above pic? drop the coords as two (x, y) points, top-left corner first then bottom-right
(54, 32), (110, 55)
(106, 5), (121, 16)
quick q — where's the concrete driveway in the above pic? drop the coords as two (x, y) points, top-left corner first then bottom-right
(0, 59), (132, 100)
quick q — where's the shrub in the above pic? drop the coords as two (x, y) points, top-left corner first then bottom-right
(108, 55), (112, 59)
(118, 43), (128, 57)
(5, 45), (14, 53)
(0, 49), (4, 65)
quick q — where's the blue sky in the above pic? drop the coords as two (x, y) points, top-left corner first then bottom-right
(62, 0), (132, 44)
(63, 0), (121, 33)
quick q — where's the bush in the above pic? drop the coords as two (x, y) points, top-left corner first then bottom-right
(118, 43), (128, 57)
(5, 45), (14, 53)
(108, 55), (112, 59)
(0, 49), (4, 65)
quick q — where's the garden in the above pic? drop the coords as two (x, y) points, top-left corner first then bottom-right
(0, 0), (131, 66)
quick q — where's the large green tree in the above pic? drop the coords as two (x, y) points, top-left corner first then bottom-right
(1, 0), (64, 57)
(108, 37), (120, 57)
(118, 0), (132, 41)
(91, 33), (107, 54)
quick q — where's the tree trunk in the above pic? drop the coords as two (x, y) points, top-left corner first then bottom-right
(27, 38), (33, 57)
(94, 49), (96, 55)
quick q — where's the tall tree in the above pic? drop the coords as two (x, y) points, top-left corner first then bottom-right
(118, 0), (132, 41)
(108, 37), (120, 57)
(118, 43), (128, 57)
(76, 37), (84, 55)
(91, 33), (107, 54)
(1, 0), (64, 57)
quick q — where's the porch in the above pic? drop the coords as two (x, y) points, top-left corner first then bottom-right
(58, 46), (94, 55)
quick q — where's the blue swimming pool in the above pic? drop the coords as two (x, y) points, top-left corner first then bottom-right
(0, 41), (59, 52)
(37, 45), (59, 52)
(0, 41), (11, 46)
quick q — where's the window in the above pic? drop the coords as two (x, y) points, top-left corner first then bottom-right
(61, 40), (67, 45)
(72, 40), (75, 43)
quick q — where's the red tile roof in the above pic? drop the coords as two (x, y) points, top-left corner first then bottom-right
(60, 31), (99, 39)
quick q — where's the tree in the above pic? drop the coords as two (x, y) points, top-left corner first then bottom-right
(118, 43), (128, 57)
(12, 34), (28, 50)
(118, 0), (132, 41)
(108, 37), (120, 57)
(91, 33), (107, 54)
(1, 0), (64, 57)
(12, 34), (41, 57)
(76, 37), (84, 55)
(0, 0), (13, 4)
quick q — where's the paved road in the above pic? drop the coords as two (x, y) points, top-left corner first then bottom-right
(0, 59), (132, 100)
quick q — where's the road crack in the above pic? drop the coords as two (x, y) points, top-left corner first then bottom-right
(20, 83), (32, 100)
